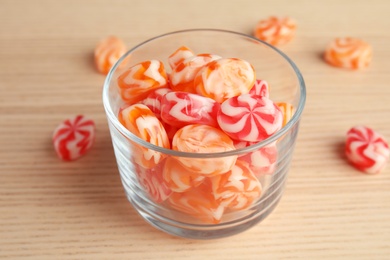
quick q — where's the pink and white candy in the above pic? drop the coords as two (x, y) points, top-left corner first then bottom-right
(141, 87), (172, 119)
(345, 126), (389, 174)
(249, 79), (270, 98)
(217, 93), (283, 142)
(161, 91), (220, 128)
(52, 115), (95, 161)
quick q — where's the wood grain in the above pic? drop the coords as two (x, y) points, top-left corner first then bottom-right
(0, 0), (389, 259)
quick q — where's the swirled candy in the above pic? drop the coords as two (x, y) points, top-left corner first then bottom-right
(237, 142), (278, 175)
(217, 94), (283, 142)
(254, 16), (296, 46)
(168, 46), (195, 69)
(141, 87), (172, 119)
(117, 60), (168, 104)
(160, 91), (220, 128)
(94, 36), (127, 74)
(345, 126), (389, 174)
(324, 38), (372, 69)
(172, 124), (237, 175)
(169, 54), (221, 93)
(168, 181), (225, 224)
(163, 157), (205, 193)
(134, 163), (172, 203)
(53, 115), (95, 161)
(194, 58), (256, 103)
(118, 104), (170, 168)
(249, 79), (270, 98)
(210, 160), (262, 210)
(276, 102), (294, 127)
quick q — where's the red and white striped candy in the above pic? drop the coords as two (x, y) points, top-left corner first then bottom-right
(134, 163), (172, 203)
(52, 115), (95, 161)
(345, 126), (389, 174)
(249, 79), (270, 98)
(141, 87), (172, 119)
(210, 160), (262, 210)
(237, 142), (278, 175)
(168, 46), (195, 69)
(194, 58), (256, 103)
(160, 91), (220, 128)
(217, 93), (283, 142)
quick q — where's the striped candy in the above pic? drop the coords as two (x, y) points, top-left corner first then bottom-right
(194, 58), (256, 103)
(249, 79), (270, 98)
(237, 142), (278, 175)
(345, 126), (389, 174)
(117, 60), (168, 104)
(53, 115), (95, 161)
(168, 46), (195, 69)
(217, 94), (283, 142)
(94, 36), (127, 74)
(160, 91), (220, 128)
(254, 16), (296, 46)
(324, 38), (372, 69)
(172, 124), (237, 175)
(141, 87), (172, 119)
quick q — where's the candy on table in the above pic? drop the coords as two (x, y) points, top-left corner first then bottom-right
(237, 142), (278, 175)
(323, 37), (372, 69)
(141, 87), (172, 119)
(160, 91), (220, 128)
(253, 16), (296, 46)
(172, 124), (237, 175)
(217, 93), (283, 142)
(117, 60), (168, 104)
(210, 160), (262, 210)
(168, 46), (195, 70)
(94, 36), (127, 74)
(168, 181), (225, 224)
(345, 126), (389, 174)
(194, 58), (256, 103)
(162, 157), (205, 193)
(275, 102), (294, 127)
(53, 115), (95, 161)
(249, 79), (270, 98)
(134, 162), (172, 203)
(169, 53), (221, 93)
(118, 104), (170, 168)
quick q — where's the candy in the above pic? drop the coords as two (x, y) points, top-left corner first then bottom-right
(275, 102), (294, 127)
(118, 104), (170, 168)
(172, 124), (237, 175)
(168, 46), (195, 69)
(210, 160), (262, 210)
(53, 115), (95, 161)
(163, 157), (205, 193)
(134, 163), (172, 202)
(323, 37), (372, 69)
(249, 79), (270, 98)
(94, 36), (127, 74)
(253, 16), (296, 46)
(194, 58), (256, 103)
(141, 87), (172, 119)
(217, 94), (283, 142)
(237, 142), (278, 175)
(168, 181), (225, 224)
(169, 54), (221, 93)
(345, 126), (389, 174)
(117, 60), (168, 104)
(160, 91), (220, 128)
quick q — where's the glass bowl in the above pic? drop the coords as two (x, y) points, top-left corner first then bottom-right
(103, 29), (306, 239)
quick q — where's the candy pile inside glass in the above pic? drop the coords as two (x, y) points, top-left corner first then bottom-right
(116, 46), (293, 223)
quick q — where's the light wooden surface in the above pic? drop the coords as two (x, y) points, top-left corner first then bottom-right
(1, 0), (390, 259)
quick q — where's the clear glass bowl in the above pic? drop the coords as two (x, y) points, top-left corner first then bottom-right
(103, 29), (306, 239)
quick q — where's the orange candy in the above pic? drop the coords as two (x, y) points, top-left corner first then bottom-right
(210, 160), (262, 210)
(169, 54), (221, 93)
(118, 104), (170, 168)
(117, 60), (168, 104)
(94, 36), (127, 74)
(168, 181), (225, 224)
(254, 16), (296, 46)
(194, 58), (256, 103)
(172, 124), (237, 175)
(323, 37), (372, 69)
(168, 46), (195, 69)
(276, 102), (294, 127)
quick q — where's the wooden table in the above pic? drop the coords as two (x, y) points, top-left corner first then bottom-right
(1, 0), (389, 259)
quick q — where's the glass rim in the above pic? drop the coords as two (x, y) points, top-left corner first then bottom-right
(102, 28), (306, 158)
